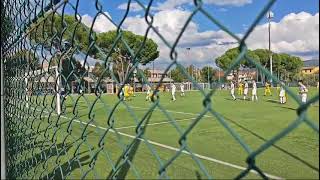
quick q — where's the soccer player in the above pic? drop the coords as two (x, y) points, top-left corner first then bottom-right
(279, 82), (286, 104)
(145, 84), (151, 101)
(124, 84), (130, 101)
(129, 85), (134, 97)
(230, 81), (236, 100)
(171, 83), (176, 101)
(238, 81), (244, 96)
(243, 80), (249, 100)
(298, 80), (308, 103)
(180, 83), (185, 97)
(252, 80), (258, 102)
(264, 81), (272, 96)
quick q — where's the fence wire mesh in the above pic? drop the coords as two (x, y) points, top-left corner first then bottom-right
(1, 0), (319, 179)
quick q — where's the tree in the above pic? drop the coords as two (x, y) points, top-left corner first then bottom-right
(1, 2), (14, 45)
(170, 67), (185, 83)
(30, 14), (96, 54)
(215, 48), (258, 82)
(143, 68), (151, 78)
(49, 54), (86, 85)
(216, 47), (303, 83)
(92, 62), (109, 80)
(253, 49), (272, 82)
(200, 66), (216, 83)
(95, 30), (159, 83)
(8, 50), (40, 71)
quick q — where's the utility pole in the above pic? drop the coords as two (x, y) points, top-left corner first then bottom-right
(267, 11), (274, 85)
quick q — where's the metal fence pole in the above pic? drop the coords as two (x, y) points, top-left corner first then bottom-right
(56, 65), (61, 115)
(1, 48), (7, 179)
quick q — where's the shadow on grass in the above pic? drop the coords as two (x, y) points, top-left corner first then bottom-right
(195, 170), (202, 180)
(8, 142), (67, 179)
(277, 106), (296, 111)
(107, 111), (154, 179)
(43, 150), (91, 179)
(223, 116), (319, 172)
(266, 99), (280, 104)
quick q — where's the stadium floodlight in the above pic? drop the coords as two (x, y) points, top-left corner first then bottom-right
(267, 11), (274, 85)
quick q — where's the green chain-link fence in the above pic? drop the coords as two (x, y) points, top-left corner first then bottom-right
(1, 0), (319, 179)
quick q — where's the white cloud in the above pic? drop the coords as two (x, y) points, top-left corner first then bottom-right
(81, 9), (319, 66)
(122, 9), (237, 65)
(118, 2), (143, 12)
(82, 12), (116, 33)
(247, 12), (319, 59)
(155, 0), (252, 10)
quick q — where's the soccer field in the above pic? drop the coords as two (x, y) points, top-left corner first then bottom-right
(18, 88), (319, 179)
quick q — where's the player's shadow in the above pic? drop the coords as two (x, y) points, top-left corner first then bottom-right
(266, 99), (280, 104)
(107, 111), (154, 179)
(224, 116), (319, 172)
(277, 106), (296, 111)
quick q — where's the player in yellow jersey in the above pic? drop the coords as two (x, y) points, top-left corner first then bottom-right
(238, 81), (244, 96)
(129, 85), (134, 98)
(124, 84), (130, 101)
(264, 81), (272, 96)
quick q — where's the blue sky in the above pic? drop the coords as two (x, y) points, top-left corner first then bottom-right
(63, 0), (319, 67)
(67, 0), (319, 34)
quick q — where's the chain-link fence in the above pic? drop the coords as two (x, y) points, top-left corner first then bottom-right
(1, 0), (319, 179)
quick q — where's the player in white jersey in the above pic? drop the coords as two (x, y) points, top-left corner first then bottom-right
(298, 80), (308, 103)
(145, 84), (151, 101)
(279, 82), (286, 104)
(180, 83), (185, 97)
(230, 81), (236, 100)
(171, 83), (176, 101)
(243, 80), (249, 100)
(252, 80), (258, 102)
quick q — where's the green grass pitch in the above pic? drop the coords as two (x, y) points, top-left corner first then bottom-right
(17, 88), (319, 179)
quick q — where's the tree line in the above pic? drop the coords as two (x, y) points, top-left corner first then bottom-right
(215, 48), (304, 83)
(28, 14), (159, 84)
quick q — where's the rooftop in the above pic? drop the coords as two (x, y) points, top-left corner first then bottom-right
(303, 59), (319, 67)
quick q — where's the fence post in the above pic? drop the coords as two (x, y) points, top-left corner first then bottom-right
(1, 48), (7, 179)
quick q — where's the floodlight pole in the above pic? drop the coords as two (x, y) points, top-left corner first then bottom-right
(267, 11), (274, 85)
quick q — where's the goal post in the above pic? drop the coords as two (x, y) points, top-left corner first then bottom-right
(24, 65), (61, 115)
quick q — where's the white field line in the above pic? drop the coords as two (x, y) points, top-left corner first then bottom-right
(31, 107), (282, 180)
(73, 118), (283, 180)
(131, 106), (213, 118)
(115, 117), (199, 130)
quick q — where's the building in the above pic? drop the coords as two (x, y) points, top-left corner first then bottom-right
(301, 59), (319, 75)
(147, 69), (174, 83)
(215, 69), (257, 82)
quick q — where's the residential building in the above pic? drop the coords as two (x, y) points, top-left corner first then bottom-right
(301, 59), (319, 75)
(147, 69), (174, 83)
